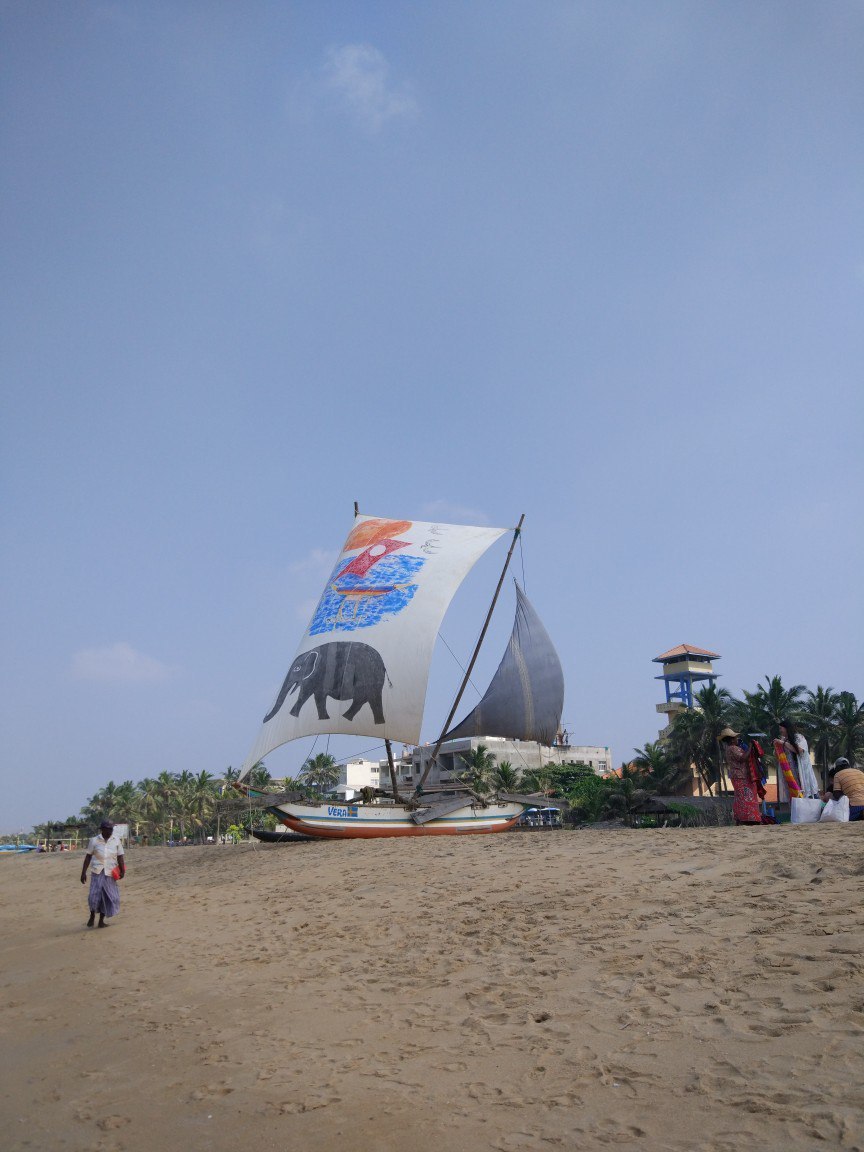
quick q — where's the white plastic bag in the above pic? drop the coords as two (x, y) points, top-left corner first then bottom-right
(819, 796), (850, 823)
(791, 797), (824, 824)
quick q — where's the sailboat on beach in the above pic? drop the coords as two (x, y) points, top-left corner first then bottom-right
(238, 512), (564, 838)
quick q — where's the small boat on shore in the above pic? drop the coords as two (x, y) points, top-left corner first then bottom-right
(250, 828), (314, 844)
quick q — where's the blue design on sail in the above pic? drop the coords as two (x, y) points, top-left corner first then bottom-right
(309, 554), (425, 635)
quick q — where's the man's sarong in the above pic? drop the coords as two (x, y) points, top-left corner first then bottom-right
(88, 872), (120, 918)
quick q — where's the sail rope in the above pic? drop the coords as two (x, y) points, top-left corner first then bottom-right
(437, 631), (483, 699)
(518, 533), (527, 592)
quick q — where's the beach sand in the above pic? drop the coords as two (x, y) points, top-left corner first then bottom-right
(1, 825), (862, 1151)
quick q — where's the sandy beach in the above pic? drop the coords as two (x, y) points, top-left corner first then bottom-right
(1, 825), (862, 1152)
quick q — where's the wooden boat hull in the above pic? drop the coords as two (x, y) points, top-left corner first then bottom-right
(251, 827), (313, 843)
(269, 800), (525, 839)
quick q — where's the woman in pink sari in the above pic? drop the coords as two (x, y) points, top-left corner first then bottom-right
(720, 728), (763, 825)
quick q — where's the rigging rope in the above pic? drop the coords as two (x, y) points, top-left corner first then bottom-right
(437, 631), (482, 699)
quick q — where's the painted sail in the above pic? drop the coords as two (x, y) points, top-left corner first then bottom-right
(240, 515), (507, 776)
(443, 582), (564, 745)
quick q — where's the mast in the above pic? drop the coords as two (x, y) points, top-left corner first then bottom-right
(384, 739), (401, 800)
(353, 499), (402, 800)
(416, 514), (525, 792)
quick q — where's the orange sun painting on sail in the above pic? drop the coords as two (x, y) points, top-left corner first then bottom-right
(310, 518), (423, 634)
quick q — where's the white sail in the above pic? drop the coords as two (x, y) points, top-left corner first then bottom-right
(240, 515), (506, 776)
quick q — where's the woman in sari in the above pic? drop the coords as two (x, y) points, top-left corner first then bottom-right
(720, 728), (763, 825)
(774, 717), (821, 801)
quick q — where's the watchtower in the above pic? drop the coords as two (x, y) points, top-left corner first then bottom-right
(654, 644), (720, 729)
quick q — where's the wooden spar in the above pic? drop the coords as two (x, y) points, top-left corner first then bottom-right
(384, 739), (402, 800)
(353, 501), (359, 517)
(416, 514), (525, 791)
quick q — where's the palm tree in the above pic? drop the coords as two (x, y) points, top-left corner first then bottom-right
(601, 763), (651, 825)
(137, 777), (164, 843)
(737, 675), (806, 737)
(81, 780), (123, 827)
(632, 741), (691, 795)
(173, 770), (198, 841)
(188, 770), (217, 842)
(632, 742), (668, 776)
(221, 766), (241, 790)
(801, 686), (841, 788)
(521, 765), (554, 796)
(667, 684), (737, 793)
(457, 745), (497, 794)
(156, 770), (179, 844)
(834, 692), (864, 763)
(493, 760), (521, 792)
(299, 753), (340, 796)
(248, 762), (273, 792)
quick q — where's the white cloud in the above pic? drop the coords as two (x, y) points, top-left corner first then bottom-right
(70, 643), (175, 683)
(288, 547), (338, 577)
(420, 500), (494, 526)
(321, 43), (417, 133)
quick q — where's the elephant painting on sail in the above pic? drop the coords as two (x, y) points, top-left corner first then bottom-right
(263, 641), (389, 726)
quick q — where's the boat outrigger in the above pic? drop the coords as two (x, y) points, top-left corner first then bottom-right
(238, 511), (565, 839)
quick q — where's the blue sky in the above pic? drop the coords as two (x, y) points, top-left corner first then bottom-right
(2, 1), (862, 832)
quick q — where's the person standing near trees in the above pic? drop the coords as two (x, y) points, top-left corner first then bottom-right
(80, 819), (125, 928)
(719, 728), (765, 825)
(775, 718), (821, 800)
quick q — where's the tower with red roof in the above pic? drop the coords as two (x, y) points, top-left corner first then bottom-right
(653, 644), (720, 729)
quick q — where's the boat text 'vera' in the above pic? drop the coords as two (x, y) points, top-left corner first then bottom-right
(237, 512), (565, 838)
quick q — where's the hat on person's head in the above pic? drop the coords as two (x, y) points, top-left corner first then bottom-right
(718, 727), (739, 741)
(100, 819), (114, 830)
(830, 757), (850, 773)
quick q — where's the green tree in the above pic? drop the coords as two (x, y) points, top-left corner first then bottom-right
(834, 692), (864, 763)
(493, 760), (521, 791)
(667, 684), (736, 793)
(248, 761), (273, 792)
(632, 742), (691, 794)
(801, 686), (841, 788)
(521, 765), (554, 795)
(174, 770), (197, 840)
(632, 742), (668, 775)
(137, 777), (164, 841)
(188, 770), (217, 842)
(601, 763), (651, 824)
(81, 780), (125, 827)
(156, 770), (179, 844)
(299, 753), (340, 796)
(565, 772), (608, 823)
(737, 675), (806, 737)
(457, 745), (497, 794)
(547, 761), (595, 794)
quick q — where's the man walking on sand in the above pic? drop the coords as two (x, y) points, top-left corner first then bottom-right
(80, 819), (125, 927)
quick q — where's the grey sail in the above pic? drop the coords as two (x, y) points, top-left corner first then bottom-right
(443, 583), (564, 744)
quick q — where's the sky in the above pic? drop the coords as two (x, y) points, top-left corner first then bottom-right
(2, 1), (862, 832)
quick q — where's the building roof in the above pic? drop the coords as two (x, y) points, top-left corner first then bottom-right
(653, 644), (720, 663)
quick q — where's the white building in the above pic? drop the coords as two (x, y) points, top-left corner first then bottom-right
(408, 736), (612, 788)
(330, 737), (613, 798)
(334, 756), (382, 799)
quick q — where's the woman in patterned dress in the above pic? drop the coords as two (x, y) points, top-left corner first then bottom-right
(720, 727), (763, 825)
